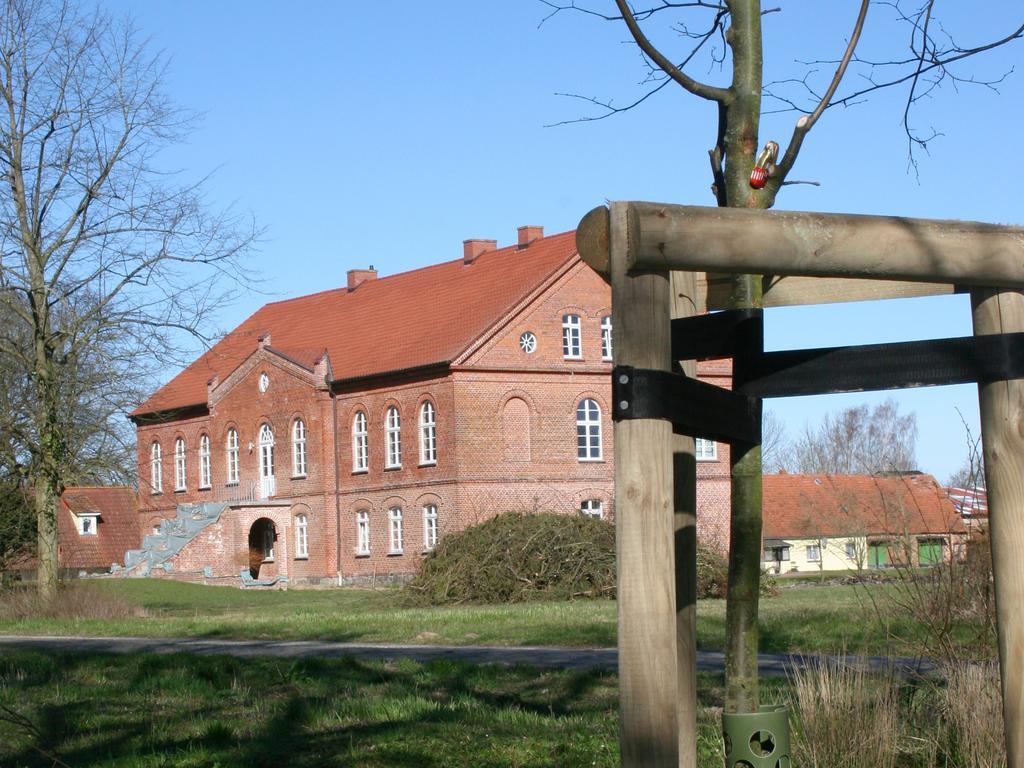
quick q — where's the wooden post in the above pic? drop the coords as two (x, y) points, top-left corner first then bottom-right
(971, 288), (1024, 766)
(671, 270), (702, 768)
(610, 201), (679, 766)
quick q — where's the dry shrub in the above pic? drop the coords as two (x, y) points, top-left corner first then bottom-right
(697, 544), (777, 600)
(790, 659), (901, 768)
(880, 533), (996, 662)
(0, 581), (139, 620)
(404, 511), (615, 605)
(941, 660), (1005, 768)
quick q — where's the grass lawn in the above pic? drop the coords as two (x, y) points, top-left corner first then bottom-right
(0, 649), (756, 768)
(0, 578), (994, 658)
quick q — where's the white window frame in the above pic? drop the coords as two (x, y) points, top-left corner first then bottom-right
(174, 437), (187, 491)
(352, 411), (368, 473)
(226, 428), (240, 485)
(259, 423), (276, 498)
(423, 504), (438, 551)
(419, 401), (437, 465)
(295, 514), (308, 559)
(76, 513), (99, 536)
(695, 438), (718, 461)
(150, 441), (162, 494)
(385, 407), (402, 469)
(356, 510), (370, 555)
(292, 418), (307, 478)
(388, 507), (404, 554)
(562, 314), (582, 359)
(199, 434), (212, 489)
(601, 316), (612, 361)
(845, 541), (857, 559)
(806, 544), (822, 563)
(581, 499), (604, 519)
(576, 399), (603, 461)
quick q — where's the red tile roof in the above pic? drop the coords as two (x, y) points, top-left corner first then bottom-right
(59, 487), (139, 570)
(134, 231), (579, 416)
(763, 473), (965, 540)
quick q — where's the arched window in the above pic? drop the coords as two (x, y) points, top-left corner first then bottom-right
(423, 504), (438, 550)
(199, 434), (211, 489)
(389, 507), (404, 554)
(577, 399), (603, 461)
(352, 411), (368, 472)
(562, 314), (582, 359)
(150, 441), (162, 494)
(259, 423), (275, 498)
(385, 407), (401, 468)
(419, 401), (436, 465)
(174, 437), (187, 491)
(581, 499), (604, 519)
(226, 428), (239, 485)
(503, 397), (531, 463)
(356, 510), (370, 555)
(601, 316), (613, 361)
(295, 513), (309, 559)
(292, 418), (307, 477)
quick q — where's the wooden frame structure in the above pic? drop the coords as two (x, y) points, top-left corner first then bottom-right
(577, 201), (1024, 768)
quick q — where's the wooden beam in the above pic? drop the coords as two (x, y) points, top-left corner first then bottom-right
(610, 201), (679, 766)
(671, 270), (699, 768)
(577, 202), (1024, 289)
(700, 273), (956, 310)
(972, 288), (1024, 766)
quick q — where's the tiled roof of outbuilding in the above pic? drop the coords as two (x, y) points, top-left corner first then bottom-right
(763, 473), (965, 540)
(59, 486), (139, 570)
(133, 231), (579, 416)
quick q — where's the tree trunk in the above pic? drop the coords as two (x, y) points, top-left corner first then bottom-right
(722, 0), (767, 716)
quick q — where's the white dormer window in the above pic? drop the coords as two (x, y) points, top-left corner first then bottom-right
(76, 513), (100, 535)
(562, 314), (582, 359)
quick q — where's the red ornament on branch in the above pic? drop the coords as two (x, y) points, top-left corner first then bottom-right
(749, 141), (779, 190)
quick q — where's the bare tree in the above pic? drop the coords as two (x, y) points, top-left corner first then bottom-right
(540, 0), (1022, 719)
(791, 399), (918, 476)
(0, 0), (256, 599)
(760, 409), (787, 473)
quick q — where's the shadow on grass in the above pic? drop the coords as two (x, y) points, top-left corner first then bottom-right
(0, 650), (620, 768)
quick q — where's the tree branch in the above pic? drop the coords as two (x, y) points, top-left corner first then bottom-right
(774, 0), (869, 183)
(613, 0), (730, 102)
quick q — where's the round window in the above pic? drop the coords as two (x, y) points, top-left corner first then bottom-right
(258, 372), (269, 393)
(519, 331), (537, 354)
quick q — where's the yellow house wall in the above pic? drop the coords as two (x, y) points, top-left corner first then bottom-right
(764, 535), (866, 574)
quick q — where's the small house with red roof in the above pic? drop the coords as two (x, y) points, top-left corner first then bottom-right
(761, 472), (967, 574)
(57, 487), (140, 574)
(127, 226), (732, 585)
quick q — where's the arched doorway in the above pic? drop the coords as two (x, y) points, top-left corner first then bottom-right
(247, 518), (276, 579)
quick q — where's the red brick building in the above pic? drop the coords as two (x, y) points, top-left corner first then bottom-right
(128, 227), (731, 585)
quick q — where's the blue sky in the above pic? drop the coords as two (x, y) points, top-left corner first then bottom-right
(108, 1), (1024, 483)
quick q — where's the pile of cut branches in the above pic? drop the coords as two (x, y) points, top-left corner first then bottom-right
(404, 511), (615, 605)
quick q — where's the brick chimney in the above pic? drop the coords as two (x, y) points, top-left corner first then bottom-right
(517, 225), (543, 248)
(463, 239), (497, 265)
(347, 266), (377, 292)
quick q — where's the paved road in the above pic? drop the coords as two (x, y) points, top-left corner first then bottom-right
(0, 635), (939, 677)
